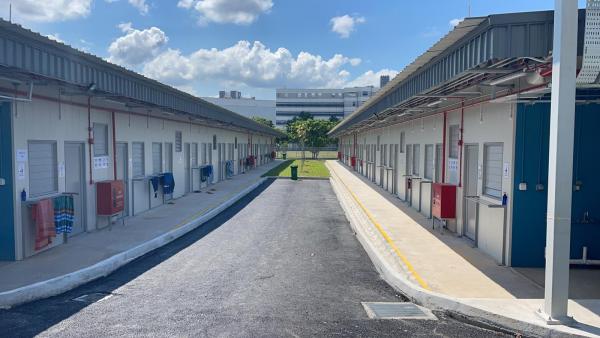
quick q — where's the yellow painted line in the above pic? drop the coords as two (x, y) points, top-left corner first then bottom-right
(329, 164), (430, 290)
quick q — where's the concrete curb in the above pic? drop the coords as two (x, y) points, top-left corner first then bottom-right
(326, 167), (579, 338)
(0, 178), (268, 309)
(263, 176), (330, 181)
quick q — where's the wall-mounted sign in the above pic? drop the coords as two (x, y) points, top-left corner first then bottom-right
(16, 149), (27, 162)
(93, 156), (110, 169)
(448, 158), (459, 171)
(58, 162), (65, 178)
(503, 162), (511, 178)
(16, 162), (25, 180)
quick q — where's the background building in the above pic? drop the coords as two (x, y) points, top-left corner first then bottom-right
(275, 86), (378, 128)
(203, 91), (276, 126)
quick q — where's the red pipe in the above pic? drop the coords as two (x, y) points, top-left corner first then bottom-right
(441, 112), (447, 184)
(112, 111), (117, 180)
(87, 96), (93, 185)
(458, 101), (464, 187)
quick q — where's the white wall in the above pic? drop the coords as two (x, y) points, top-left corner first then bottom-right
(339, 102), (515, 264)
(10, 83), (274, 260)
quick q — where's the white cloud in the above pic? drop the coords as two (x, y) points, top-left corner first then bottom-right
(450, 18), (463, 27)
(46, 33), (64, 43)
(178, 0), (273, 25)
(6, 0), (92, 22)
(346, 69), (399, 88)
(128, 0), (149, 15)
(108, 23), (168, 67)
(142, 40), (364, 90)
(177, 0), (194, 9)
(105, 0), (150, 15)
(330, 14), (365, 38)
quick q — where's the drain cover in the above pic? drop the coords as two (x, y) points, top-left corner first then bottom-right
(362, 302), (437, 320)
(72, 292), (114, 303)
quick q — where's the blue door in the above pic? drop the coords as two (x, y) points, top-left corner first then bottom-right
(0, 102), (15, 260)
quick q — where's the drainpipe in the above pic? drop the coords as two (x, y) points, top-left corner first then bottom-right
(442, 112), (447, 183)
(87, 96), (94, 185)
(112, 111), (117, 181)
(458, 101), (464, 187)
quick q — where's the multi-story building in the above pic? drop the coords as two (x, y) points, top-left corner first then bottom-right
(203, 91), (276, 126)
(275, 86), (378, 127)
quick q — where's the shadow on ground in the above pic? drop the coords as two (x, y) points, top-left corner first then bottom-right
(0, 179), (276, 337)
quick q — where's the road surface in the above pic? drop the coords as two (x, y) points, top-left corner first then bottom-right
(0, 179), (507, 337)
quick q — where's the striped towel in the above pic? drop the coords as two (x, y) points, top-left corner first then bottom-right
(54, 195), (74, 234)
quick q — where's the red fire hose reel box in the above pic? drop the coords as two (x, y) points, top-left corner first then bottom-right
(337, 151), (342, 160)
(350, 156), (356, 167)
(97, 180), (124, 215)
(432, 183), (457, 219)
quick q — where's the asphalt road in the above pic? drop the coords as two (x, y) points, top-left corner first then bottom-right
(0, 179), (508, 337)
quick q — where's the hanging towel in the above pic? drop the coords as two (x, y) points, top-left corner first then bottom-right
(225, 160), (234, 178)
(200, 167), (207, 182)
(54, 195), (74, 234)
(161, 172), (175, 195)
(31, 198), (56, 250)
(150, 176), (160, 198)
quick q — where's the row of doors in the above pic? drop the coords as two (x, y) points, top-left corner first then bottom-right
(67, 140), (267, 238)
(350, 139), (479, 242)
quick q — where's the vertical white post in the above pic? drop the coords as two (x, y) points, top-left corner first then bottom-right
(541, 0), (578, 324)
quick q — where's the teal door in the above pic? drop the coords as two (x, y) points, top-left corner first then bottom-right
(0, 102), (15, 260)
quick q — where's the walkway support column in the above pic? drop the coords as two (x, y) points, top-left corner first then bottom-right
(541, 0), (578, 324)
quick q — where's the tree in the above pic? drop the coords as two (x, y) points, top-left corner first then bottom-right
(286, 118), (339, 159)
(251, 116), (274, 128)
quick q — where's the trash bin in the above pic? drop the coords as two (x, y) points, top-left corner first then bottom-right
(282, 153), (287, 160)
(290, 165), (298, 180)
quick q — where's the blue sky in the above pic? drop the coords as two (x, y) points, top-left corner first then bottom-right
(0, 0), (586, 99)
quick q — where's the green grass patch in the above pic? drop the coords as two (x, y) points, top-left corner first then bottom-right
(276, 151), (338, 159)
(262, 160), (330, 178)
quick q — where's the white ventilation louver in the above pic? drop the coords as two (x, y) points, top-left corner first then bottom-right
(577, 0), (600, 84)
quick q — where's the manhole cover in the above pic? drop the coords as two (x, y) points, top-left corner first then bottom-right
(72, 292), (114, 303)
(362, 302), (437, 320)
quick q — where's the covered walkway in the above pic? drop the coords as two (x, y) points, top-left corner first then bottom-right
(328, 160), (600, 336)
(0, 161), (280, 295)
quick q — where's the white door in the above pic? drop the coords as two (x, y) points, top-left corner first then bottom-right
(64, 142), (86, 236)
(184, 143), (191, 193)
(116, 142), (129, 217)
(464, 144), (479, 240)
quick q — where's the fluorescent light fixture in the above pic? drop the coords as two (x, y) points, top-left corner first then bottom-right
(162, 111), (175, 116)
(103, 98), (125, 106)
(426, 98), (446, 107)
(397, 112), (413, 118)
(489, 71), (529, 86)
(86, 82), (97, 92)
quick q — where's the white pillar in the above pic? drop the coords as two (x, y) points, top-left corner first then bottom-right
(541, 0), (578, 324)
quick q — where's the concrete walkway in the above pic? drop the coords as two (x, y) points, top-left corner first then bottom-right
(0, 161), (280, 298)
(327, 160), (600, 337)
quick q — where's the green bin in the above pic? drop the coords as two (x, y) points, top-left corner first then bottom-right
(290, 165), (298, 180)
(282, 153), (287, 160)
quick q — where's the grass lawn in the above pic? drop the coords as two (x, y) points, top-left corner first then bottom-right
(262, 160), (330, 178)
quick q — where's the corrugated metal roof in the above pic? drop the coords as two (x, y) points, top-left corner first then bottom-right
(0, 19), (284, 137)
(330, 17), (486, 136)
(329, 10), (580, 137)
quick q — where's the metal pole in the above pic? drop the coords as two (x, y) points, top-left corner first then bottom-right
(540, 0), (578, 324)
